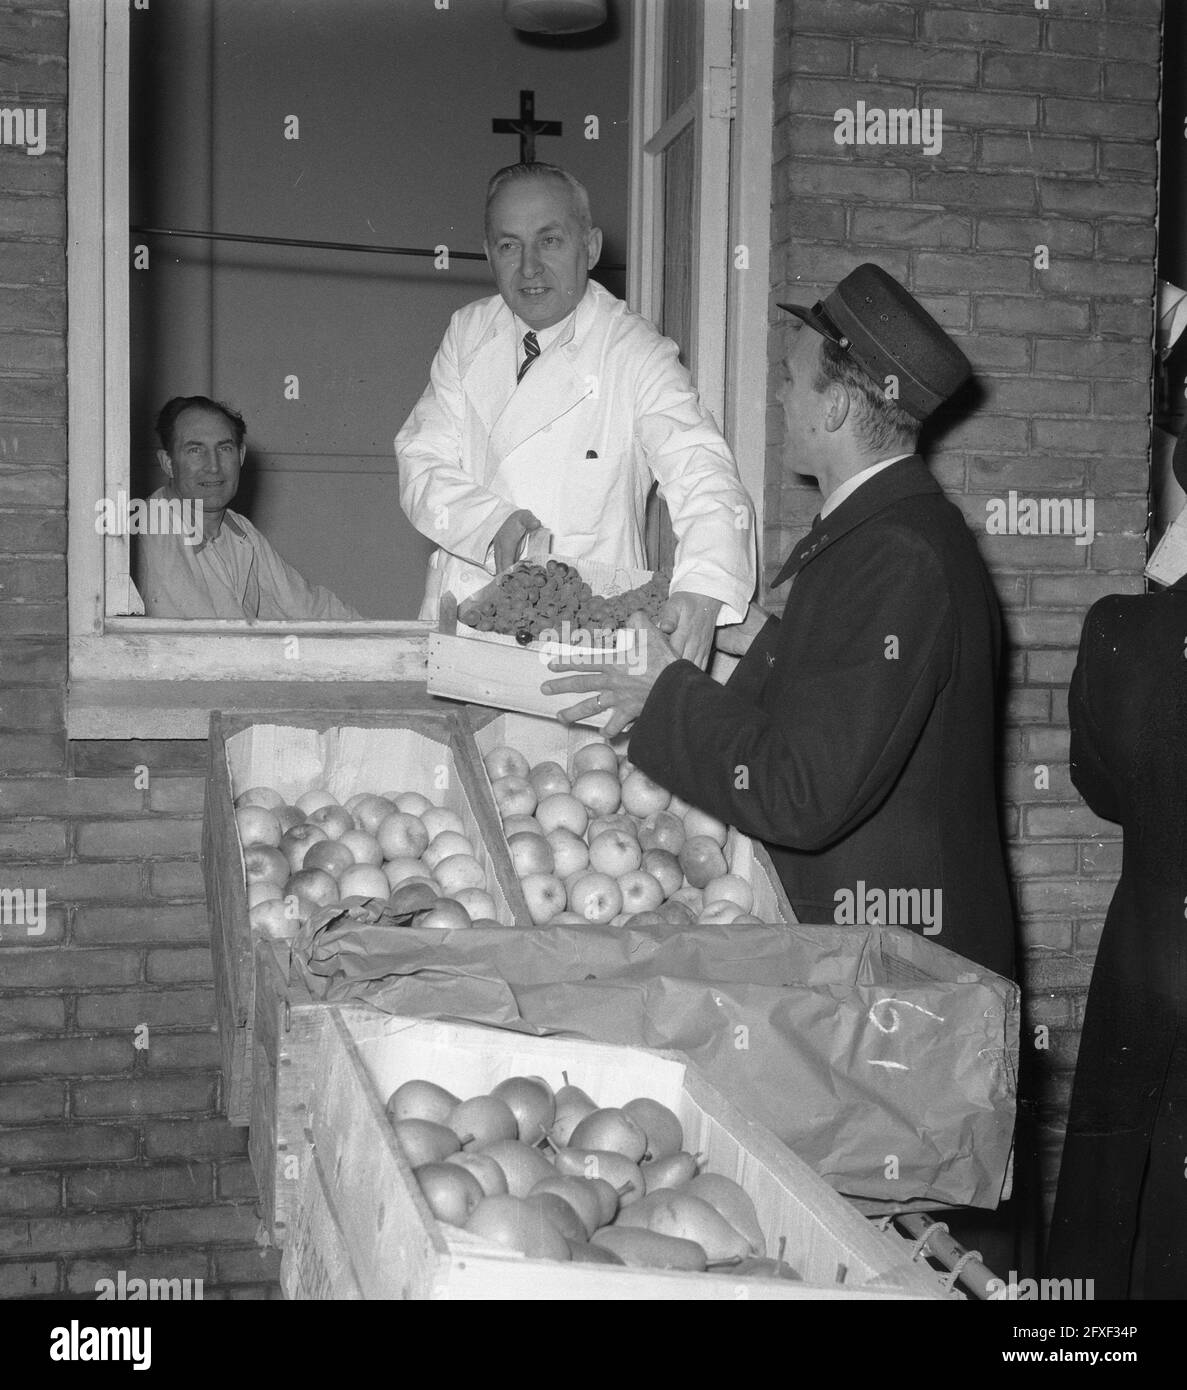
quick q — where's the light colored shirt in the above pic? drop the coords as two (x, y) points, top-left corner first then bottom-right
(512, 313), (571, 378)
(820, 454), (912, 519)
(134, 487), (361, 621)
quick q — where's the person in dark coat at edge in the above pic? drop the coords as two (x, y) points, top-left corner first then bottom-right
(544, 264), (1016, 983)
(1045, 430), (1187, 1300)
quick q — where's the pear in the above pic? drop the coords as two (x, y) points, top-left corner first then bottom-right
(465, 1194), (571, 1261)
(522, 1192), (586, 1244)
(491, 1076), (556, 1146)
(385, 1078), (460, 1125)
(587, 1176), (620, 1226)
(414, 1162), (484, 1226)
(528, 1175), (601, 1239)
(444, 1151), (508, 1197)
(685, 1174), (765, 1257)
(641, 1151), (699, 1193)
(479, 1139), (556, 1198)
(568, 1108), (648, 1163)
(389, 1118), (461, 1167)
(622, 1097), (684, 1160)
(549, 1083), (598, 1146)
(446, 1095), (518, 1149)
(616, 1191), (750, 1264)
(591, 1227), (707, 1271)
(553, 1148), (645, 1206)
(732, 1255), (800, 1281)
(565, 1238), (625, 1266)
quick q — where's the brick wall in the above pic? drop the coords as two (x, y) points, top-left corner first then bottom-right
(0, 1), (280, 1299)
(770, 0), (1162, 1232)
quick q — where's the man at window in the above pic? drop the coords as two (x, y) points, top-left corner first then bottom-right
(134, 396), (361, 621)
(396, 162), (756, 668)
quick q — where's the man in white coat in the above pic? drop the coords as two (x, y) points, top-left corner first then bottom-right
(396, 162), (756, 667)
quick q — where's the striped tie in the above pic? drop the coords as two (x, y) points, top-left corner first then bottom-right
(516, 330), (540, 384)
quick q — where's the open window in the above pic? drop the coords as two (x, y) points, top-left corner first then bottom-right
(66, 0), (773, 737)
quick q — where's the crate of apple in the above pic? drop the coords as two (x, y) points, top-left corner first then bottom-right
(388, 1071), (796, 1277)
(481, 740), (766, 927)
(234, 785), (505, 937)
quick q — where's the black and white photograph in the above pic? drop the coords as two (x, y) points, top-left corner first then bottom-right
(0, 0), (1184, 1349)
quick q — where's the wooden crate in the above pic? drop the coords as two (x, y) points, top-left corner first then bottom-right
(280, 1012), (956, 1300)
(205, 708), (528, 1126)
(468, 708), (797, 924)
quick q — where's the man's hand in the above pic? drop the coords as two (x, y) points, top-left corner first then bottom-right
(713, 601), (773, 658)
(542, 612), (680, 738)
(492, 509), (542, 573)
(657, 590), (722, 669)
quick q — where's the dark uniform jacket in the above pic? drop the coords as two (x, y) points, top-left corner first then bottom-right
(630, 455), (1015, 979)
(1046, 574), (1187, 1298)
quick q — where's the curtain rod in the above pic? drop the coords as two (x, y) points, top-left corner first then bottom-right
(130, 225), (626, 272)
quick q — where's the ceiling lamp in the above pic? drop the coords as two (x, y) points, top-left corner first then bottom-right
(503, 0), (607, 35)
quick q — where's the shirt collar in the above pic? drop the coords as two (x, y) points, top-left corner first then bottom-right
(513, 311), (574, 356)
(819, 454), (913, 519)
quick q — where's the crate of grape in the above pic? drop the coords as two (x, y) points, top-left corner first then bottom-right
(281, 1011), (954, 1300)
(204, 709), (529, 1126)
(468, 708), (796, 925)
(427, 538), (667, 727)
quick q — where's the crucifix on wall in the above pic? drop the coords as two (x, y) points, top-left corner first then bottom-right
(492, 89), (561, 163)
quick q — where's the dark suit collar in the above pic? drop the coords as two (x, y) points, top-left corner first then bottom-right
(1169, 571), (1187, 593)
(772, 455), (939, 587)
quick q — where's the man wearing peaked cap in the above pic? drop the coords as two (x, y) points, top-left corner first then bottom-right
(546, 263), (1014, 981)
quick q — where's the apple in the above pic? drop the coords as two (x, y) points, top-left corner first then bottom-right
(668, 885), (704, 915)
(243, 843), (289, 887)
(682, 807), (729, 848)
(376, 811), (430, 861)
(588, 829), (642, 878)
(567, 871), (623, 924)
(247, 879), (283, 908)
(344, 792), (370, 816)
(421, 807), (465, 840)
(423, 831), (476, 870)
(624, 910), (668, 927)
(250, 897), (300, 939)
(307, 804), (354, 840)
(471, 918), (503, 929)
(279, 822), (329, 872)
(550, 910), (588, 924)
(659, 899), (697, 925)
(679, 835), (728, 888)
(295, 788), (339, 817)
(393, 791), (433, 817)
(235, 805), (282, 850)
(338, 864), (392, 901)
(621, 769), (671, 818)
(529, 760), (571, 799)
(284, 868), (338, 908)
(491, 775), (537, 818)
(696, 900), (744, 925)
(354, 794), (397, 836)
(572, 741), (619, 776)
(546, 827), (589, 879)
(588, 813), (638, 844)
(733, 913), (766, 924)
(702, 873), (754, 914)
(571, 770), (621, 817)
(383, 855), (432, 889)
(388, 880), (439, 916)
(451, 887), (498, 922)
(433, 853), (486, 895)
(235, 786), (285, 811)
(535, 792), (588, 838)
(302, 839), (355, 879)
(501, 814), (546, 840)
(484, 745), (531, 781)
(340, 829), (383, 867)
(609, 913), (631, 927)
(668, 793), (691, 819)
(639, 810), (686, 856)
(617, 758), (636, 782)
(520, 872), (567, 925)
(275, 805), (303, 835)
(414, 898), (474, 931)
(640, 848), (682, 899)
(617, 869), (664, 916)
(507, 832), (554, 877)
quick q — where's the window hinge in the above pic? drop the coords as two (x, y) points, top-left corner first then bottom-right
(709, 63), (736, 120)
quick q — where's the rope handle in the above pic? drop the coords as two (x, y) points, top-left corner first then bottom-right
(942, 1249), (982, 1293)
(908, 1219), (948, 1261)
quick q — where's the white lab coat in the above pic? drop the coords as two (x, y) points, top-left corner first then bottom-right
(396, 280), (756, 621)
